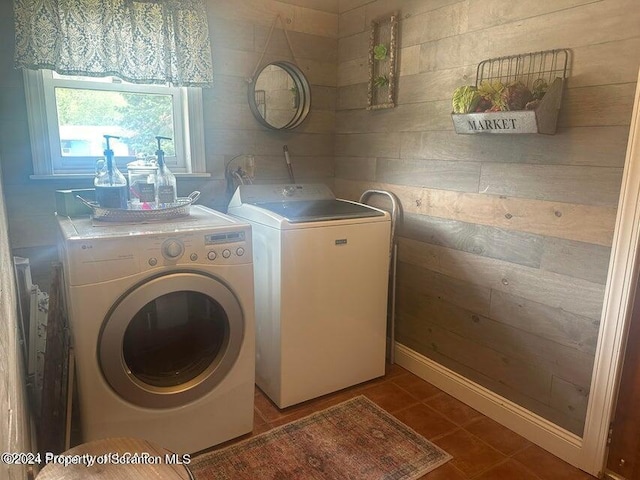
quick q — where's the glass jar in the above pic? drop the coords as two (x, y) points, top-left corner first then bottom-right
(127, 159), (158, 210)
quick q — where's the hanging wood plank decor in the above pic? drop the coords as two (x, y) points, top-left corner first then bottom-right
(367, 13), (398, 110)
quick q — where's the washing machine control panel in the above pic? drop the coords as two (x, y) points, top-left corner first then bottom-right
(143, 227), (251, 271)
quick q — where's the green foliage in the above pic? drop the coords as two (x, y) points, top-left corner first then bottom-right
(55, 88), (124, 126)
(55, 88), (175, 157)
(373, 75), (389, 88)
(451, 85), (480, 113)
(477, 80), (507, 111)
(373, 44), (387, 61)
(117, 93), (175, 156)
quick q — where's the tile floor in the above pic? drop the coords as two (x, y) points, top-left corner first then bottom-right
(210, 364), (597, 480)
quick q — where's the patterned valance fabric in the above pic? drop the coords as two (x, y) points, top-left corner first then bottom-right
(14, 0), (213, 87)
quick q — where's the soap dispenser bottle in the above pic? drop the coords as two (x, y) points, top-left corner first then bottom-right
(94, 134), (128, 209)
(154, 136), (177, 207)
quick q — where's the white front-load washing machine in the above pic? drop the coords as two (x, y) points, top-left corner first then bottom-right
(57, 205), (255, 454)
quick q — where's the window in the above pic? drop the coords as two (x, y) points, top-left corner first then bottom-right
(24, 69), (205, 177)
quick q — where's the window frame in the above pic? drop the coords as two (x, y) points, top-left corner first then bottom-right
(23, 69), (206, 177)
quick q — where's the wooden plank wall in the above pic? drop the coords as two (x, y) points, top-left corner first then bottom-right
(334, 0), (640, 435)
(0, 0), (338, 288)
(204, 0), (338, 187)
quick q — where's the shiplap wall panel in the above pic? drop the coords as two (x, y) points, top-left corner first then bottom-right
(478, 163), (623, 207)
(570, 38), (640, 87)
(254, 130), (336, 156)
(399, 45), (421, 77)
(337, 56), (368, 86)
(254, 28), (338, 63)
(560, 84), (637, 127)
(279, 0), (338, 14)
(399, 237), (606, 319)
(293, 5), (339, 37)
(336, 0), (639, 433)
(400, 213), (545, 268)
(466, 0), (600, 31)
(310, 85), (338, 111)
(338, 31), (368, 63)
(364, 0), (462, 25)
(336, 100), (453, 132)
(335, 156), (376, 180)
(400, 2), (469, 48)
(540, 238), (613, 285)
(550, 376), (590, 424)
(398, 261), (492, 316)
(340, 0), (370, 13)
(335, 133), (401, 157)
(428, 0), (637, 71)
(337, 83), (368, 110)
(398, 286), (594, 388)
(338, 6), (366, 38)
(376, 158), (481, 193)
(396, 67), (474, 105)
(398, 333), (586, 435)
(396, 308), (554, 404)
(488, 290), (600, 356)
(335, 178), (617, 246)
(206, 128), (257, 156)
(399, 128), (629, 167)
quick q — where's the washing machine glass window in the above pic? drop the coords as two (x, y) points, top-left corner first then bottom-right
(122, 290), (228, 388)
(99, 271), (245, 409)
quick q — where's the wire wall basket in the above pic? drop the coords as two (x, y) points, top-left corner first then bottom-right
(476, 49), (569, 91)
(452, 48), (571, 135)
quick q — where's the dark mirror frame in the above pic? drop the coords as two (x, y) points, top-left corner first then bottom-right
(248, 61), (311, 130)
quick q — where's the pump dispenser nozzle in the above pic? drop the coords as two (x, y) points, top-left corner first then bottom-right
(155, 136), (172, 166)
(103, 134), (120, 157)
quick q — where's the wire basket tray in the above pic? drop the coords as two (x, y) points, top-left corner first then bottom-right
(452, 48), (571, 135)
(77, 191), (200, 223)
(475, 49), (569, 91)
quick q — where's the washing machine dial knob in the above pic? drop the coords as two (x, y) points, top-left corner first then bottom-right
(162, 239), (185, 260)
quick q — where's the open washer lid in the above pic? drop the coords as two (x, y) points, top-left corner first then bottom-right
(253, 199), (384, 223)
(227, 184), (386, 225)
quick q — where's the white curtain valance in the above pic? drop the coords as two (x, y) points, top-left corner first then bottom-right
(14, 0), (214, 87)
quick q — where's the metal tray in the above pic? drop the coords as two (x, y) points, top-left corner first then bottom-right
(77, 191), (200, 223)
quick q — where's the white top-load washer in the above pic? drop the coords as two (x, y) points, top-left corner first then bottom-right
(227, 184), (391, 408)
(57, 205), (255, 453)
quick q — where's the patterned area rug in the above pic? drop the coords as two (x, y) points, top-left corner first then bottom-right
(190, 395), (452, 480)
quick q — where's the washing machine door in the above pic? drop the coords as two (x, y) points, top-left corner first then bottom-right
(98, 271), (244, 408)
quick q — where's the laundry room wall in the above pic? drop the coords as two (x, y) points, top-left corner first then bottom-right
(0, 0), (338, 290)
(333, 0), (640, 435)
(204, 0), (338, 188)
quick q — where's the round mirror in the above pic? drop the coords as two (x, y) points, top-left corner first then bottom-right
(248, 61), (311, 130)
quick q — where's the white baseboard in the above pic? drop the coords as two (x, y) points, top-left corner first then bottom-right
(394, 343), (592, 473)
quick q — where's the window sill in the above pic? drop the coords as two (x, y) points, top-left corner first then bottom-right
(30, 173), (212, 180)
